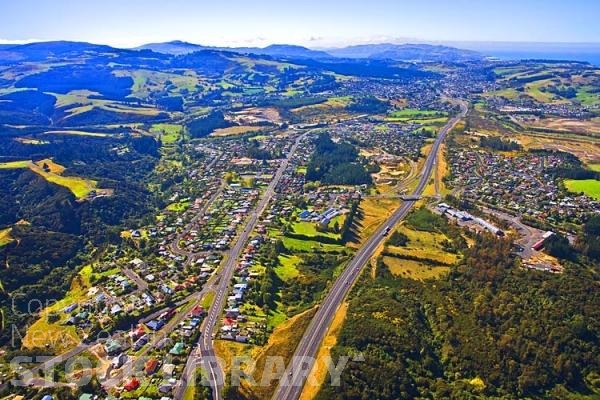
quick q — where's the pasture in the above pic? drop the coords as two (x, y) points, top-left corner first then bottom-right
(0, 228), (13, 246)
(386, 225), (459, 266)
(564, 179), (600, 200)
(0, 160), (31, 169)
(150, 123), (183, 143)
(0, 159), (96, 198)
(382, 257), (450, 280)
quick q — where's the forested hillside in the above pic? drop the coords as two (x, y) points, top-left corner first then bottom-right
(318, 233), (600, 399)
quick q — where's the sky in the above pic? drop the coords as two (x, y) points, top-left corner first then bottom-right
(0, 0), (599, 48)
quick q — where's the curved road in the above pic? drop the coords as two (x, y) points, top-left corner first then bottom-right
(272, 100), (468, 400)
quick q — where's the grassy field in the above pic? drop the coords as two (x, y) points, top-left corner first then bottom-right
(564, 179), (600, 200)
(386, 225), (459, 265)
(29, 162), (96, 199)
(382, 256), (450, 280)
(0, 228), (13, 246)
(239, 308), (317, 400)
(299, 302), (348, 400)
(0, 160), (31, 169)
(150, 123), (183, 144)
(275, 255), (301, 280)
(291, 220), (340, 240)
(280, 235), (346, 253)
(0, 159), (96, 198)
(350, 197), (398, 248)
(389, 109), (447, 118)
(422, 142), (450, 197)
(22, 265), (95, 353)
(588, 164), (600, 172)
(35, 158), (65, 174)
(486, 87), (522, 100)
(166, 200), (191, 212)
(201, 291), (215, 309)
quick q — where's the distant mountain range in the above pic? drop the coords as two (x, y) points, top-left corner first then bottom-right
(3, 40), (598, 65)
(325, 43), (483, 62)
(137, 41), (333, 59)
(137, 40), (484, 62)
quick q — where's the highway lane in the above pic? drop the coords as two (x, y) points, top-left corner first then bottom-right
(273, 101), (467, 400)
(175, 129), (312, 400)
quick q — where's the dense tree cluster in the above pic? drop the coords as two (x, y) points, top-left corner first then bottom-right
(245, 139), (273, 160)
(318, 231), (600, 399)
(583, 215), (600, 261)
(306, 132), (371, 185)
(156, 95), (184, 111)
(0, 134), (161, 346)
(480, 136), (522, 151)
(346, 96), (390, 114)
(544, 85), (578, 99)
(15, 65), (133, 100)
(186, 110), (232, 138)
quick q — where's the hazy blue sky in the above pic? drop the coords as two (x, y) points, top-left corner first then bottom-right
(0, 0), (599, 47)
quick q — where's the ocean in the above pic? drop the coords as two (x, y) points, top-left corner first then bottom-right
(486, 50), (600, 66)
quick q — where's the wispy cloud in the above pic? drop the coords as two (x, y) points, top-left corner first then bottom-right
(0, 38), (41, 45)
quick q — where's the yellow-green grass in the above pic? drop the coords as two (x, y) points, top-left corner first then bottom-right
(525, 79), (567, 104)
(0, 160), (31, 169)
(493, 66), (530, 79)
(232, 56), (298, 72)
(485, 87), (522, 100)
(386, 225), (459, 265)
(237, 308), (317, 400)
(564, 179), (600, 200)
(201, 292), (215, 309)
(22, 265), (94, 353)
(324, 95), (353, 107)
(299, 303), (348, 400)
(291, 220), (340, 239)
(51, 90), (102, 108)
(575, 86), (600, 106)
(351, 197), (398, 248)
(385, 116), (448, 125)
(281, 235), (345, 253)
(166, 200), (191, 212)
(0, 159), (96, 198)
(0, 228), (13, 246)
(291, 96), (351, 113)
(382, 256), (450, 280)
(29, 162), (96, 199)
(588, 164), (600, 172)
(121, 69), (203, 97)
(389, 109), (446, 118)
(34, 158), (65, 174)
(150, 123), (183, 144)
(275, 255), (301, 281)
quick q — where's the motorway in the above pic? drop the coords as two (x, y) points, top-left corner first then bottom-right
(173, 129), (311, 400)
(272, 100), (468, 400)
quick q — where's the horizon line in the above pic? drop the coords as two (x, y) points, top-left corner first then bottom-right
(2, 38), (600, 50)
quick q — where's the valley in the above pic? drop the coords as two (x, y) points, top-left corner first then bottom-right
(0, 39), (599, 400)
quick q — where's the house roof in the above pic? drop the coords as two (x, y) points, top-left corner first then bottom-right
(169, 341), (185, 355)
